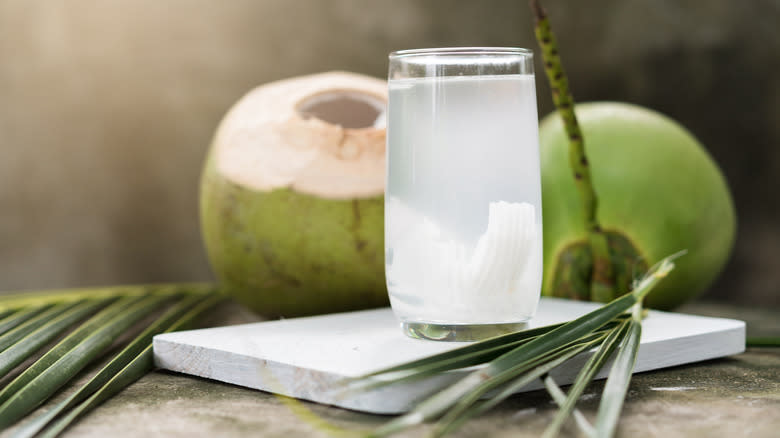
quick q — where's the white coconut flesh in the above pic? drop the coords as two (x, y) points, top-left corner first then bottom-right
(213, 71), (387, 199)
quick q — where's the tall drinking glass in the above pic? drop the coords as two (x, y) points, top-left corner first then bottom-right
(385, 47), (543, 341)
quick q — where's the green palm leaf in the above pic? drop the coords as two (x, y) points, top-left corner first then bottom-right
(746, 337), (780, 347)
(543, 375), (595, 437)
(367, 294), (640, 436)
(0, 299), (115, 379)
(0, 283), (221, 435)
(0, 303), (81, 353)
(0, 294), (174, 426)
(431, 333), (608, 437)
(357, 322), (567, 378)
(594, 309), (643, 437)
(0, 307), (51, 337)
(0, 310), (17, 325)
(40, 346), (156, 438)
(355, 255), (677, 438)
(0, 283), (208, 311)
(542, 318), (631, 438)
(15, 293), (223, 438)
(349, 317), (629, 394)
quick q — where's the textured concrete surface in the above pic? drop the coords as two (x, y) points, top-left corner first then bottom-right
(2, 301), (776, 438)
(0, 0), (778, 308)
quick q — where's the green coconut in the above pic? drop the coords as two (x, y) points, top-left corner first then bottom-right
(539, 102), (736, 309)
(200, 71), (389, 317)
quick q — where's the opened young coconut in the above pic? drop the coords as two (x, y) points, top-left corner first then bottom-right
(201, 71), (388, 317)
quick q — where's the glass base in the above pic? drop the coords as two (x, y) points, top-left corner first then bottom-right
(401, 320), (530, 342)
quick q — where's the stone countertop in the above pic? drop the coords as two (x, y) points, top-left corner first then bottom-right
(5, 301), (778, 438)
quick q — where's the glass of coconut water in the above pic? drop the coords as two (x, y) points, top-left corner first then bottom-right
(386, 47), (543, 341)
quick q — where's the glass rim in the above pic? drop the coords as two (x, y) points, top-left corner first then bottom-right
(389, 47), (532, 59)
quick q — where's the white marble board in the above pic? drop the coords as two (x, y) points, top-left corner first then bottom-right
(153, 298), (745, 414)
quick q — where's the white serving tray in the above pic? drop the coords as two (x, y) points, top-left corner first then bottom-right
(153, 298), (745, 414)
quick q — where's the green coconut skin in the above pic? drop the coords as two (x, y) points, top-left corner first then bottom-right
(200, 153), (387, 317)
(540, 102), (736, 309)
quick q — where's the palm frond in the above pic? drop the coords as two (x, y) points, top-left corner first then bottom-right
(0, 299), (115, 379)
(0, 302), (82, 352)
(746, 337), (780, 347)
(18, 293), (224, 438)
(366, 294), (640, 436)
(353, 254), (677, 438)
(543, 375), (594, 437)
(594, 307), (643, 437)
(0, 307), (52, 337)
(0, 283), (222, 435)
(0, 283), (213, 311)
(357, 322), (566, 378)
(431, 333), (607, 437)
(0, 294), (173, 425)
(542, 318), (631, 437)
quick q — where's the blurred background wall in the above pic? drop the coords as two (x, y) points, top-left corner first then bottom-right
(0, 0), (777, 307)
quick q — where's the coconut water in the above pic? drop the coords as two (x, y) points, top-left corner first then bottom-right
(386, 74), (543, 325)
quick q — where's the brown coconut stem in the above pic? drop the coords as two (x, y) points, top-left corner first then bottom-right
(530, 0), (615, 302)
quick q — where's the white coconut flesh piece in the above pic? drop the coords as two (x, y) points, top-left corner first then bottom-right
(387, 199), (539, 320)
(213, 71), (387, 199)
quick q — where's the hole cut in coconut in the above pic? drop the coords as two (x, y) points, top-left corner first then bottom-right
(215, 72), (387, 198)
(297, 91), (386, 129)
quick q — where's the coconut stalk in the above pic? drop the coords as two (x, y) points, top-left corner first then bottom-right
(530, 0), (616, 302)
